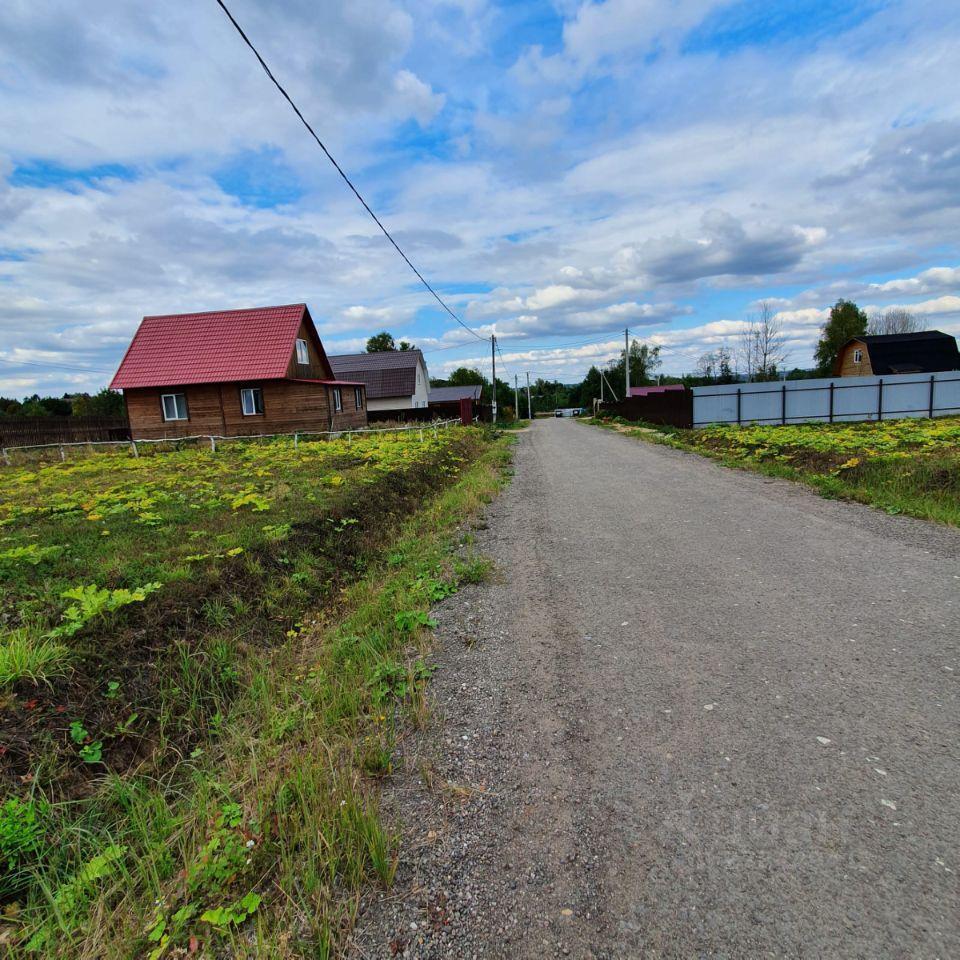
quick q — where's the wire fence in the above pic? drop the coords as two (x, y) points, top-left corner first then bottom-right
(692, 372), (960, 428)
(1, 419), (462, 467)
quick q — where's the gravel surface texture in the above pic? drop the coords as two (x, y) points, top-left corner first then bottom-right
(350, 418), (960, 959)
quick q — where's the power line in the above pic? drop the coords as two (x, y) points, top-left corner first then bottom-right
(213, 0), (488, 344)
(0, 355), (113, 375)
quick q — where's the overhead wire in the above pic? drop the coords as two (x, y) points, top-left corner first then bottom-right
(213, 0), (489, 344)
(0, 355), (114, 375)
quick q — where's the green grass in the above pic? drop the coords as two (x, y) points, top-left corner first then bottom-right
(0, 428), (512, 957)
(589, 415), (960, 526)
(0, 631), (72, 688)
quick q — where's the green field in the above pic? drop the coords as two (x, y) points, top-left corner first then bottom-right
(593, 416), (960, 526)
(0, 427), (509, 956)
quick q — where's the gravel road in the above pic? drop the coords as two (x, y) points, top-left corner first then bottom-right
(351, 418), (960, 959)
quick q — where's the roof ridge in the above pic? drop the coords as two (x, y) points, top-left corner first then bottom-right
(141, 303), (306, 320)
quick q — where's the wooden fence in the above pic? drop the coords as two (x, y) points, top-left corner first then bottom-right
(0, 416), (131, 448)
(598, 391), (693, 428)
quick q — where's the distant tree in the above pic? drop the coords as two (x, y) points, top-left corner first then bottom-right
(740, 301), (787, 381)
(0, 397), (23, 416)
(694, 352), (717, 383)
(365, 331), (396, 352)
(19, 396), (50, 417)
(868, 308), (920, 336)
(72, 388), (125, 417)
(814, 299), (868, 375)
(447, 367), (487, 387)
(574, 366), (602, 406)
(626, 340), (662, 387)
(785, 367), (817, 380)
(398, 340), (415, 351)
(716, 347), (735, 384)
(692, 347), (735, 385)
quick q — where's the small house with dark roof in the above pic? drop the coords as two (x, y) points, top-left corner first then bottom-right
(110, 304), (367, 439)
(428, 383), (483, 418)
(328, 350), (430, 415)
(835, 331), (960, 377)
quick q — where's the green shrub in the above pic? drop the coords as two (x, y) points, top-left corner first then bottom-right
(0, 796), (49, 901)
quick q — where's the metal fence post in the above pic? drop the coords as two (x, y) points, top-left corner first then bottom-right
(2, 448), (9, 467)
(59, 444), (65, 462)
(736, 388), (742, 425)
(828, 382), (834, 423)
(781, 383), (787, 425)
(130, 441), (139, 458)
(929, 375), (936, 418)
(210, 436), (216, 452)
(877, 379), (884, 421)
(294, 432), (299, 451)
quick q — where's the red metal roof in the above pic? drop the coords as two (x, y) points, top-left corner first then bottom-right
(110, 304), (328, 389)
(628, 384), (686, 397)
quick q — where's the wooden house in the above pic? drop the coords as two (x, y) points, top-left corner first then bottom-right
(110, 304), (367, 440)
(835, 331), (960, 377)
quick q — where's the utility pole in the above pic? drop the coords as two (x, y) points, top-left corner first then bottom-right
(490, 333), (497, 423)
(526, 371), (532, 420)
(624, 327), (631, 398)
(600, 372), (604, 403)
(514, 374), (519, 420)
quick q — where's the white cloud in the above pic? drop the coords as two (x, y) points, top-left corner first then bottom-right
(3, 0), (960, 395)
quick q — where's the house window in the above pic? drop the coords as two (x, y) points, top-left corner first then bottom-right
(853, 348), (863, 363)
(333, 387), (342, 412)
(296, 338), (309, 365)
(161, 393), (188, 421)
(354, 386), (363, 410)
(240, 387), (264, 416)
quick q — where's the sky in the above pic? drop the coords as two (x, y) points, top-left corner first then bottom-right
(1, 0), (959, 396)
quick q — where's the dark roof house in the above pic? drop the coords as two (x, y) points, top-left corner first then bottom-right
(428, 384), (483, 404)
(835, 331), (960, 377)
(111, 304), (367, 439)
(328, 350), (430, 412)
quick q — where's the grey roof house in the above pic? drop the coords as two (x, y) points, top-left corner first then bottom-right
(328, 350), (430, 412)
(428, 384), (483, 404)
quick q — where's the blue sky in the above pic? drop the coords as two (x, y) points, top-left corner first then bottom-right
(1, 0), (959, 396)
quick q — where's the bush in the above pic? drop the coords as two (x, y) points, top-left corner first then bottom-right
(1, 796), (49, 901)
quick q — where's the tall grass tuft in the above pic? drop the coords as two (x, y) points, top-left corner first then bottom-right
(0, 629), (72, 687)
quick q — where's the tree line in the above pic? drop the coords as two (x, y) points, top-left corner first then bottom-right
(4, 304), (922, 420)
(422, 299), (922, 414)
(0, 388), (125, 418)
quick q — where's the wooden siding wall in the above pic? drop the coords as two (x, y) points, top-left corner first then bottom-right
(838, 341), (874, 377)
(284, 320), (331, 380)
(125, 380), (366, 439)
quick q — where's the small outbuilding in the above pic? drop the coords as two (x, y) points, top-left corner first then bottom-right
(110, 304), (367, 440)
(835, 331), (960, 377)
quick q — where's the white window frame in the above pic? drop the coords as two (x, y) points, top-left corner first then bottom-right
(161, 392), (188, 422)
(333, 387), (342, 412)
(240, 387), (264, 416)
(295, 338), (309, 365)
(354, 386), (363, 410)
(853, 348), (863, 363)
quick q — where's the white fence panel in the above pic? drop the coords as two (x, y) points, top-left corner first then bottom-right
(692, 371), (960, 428)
